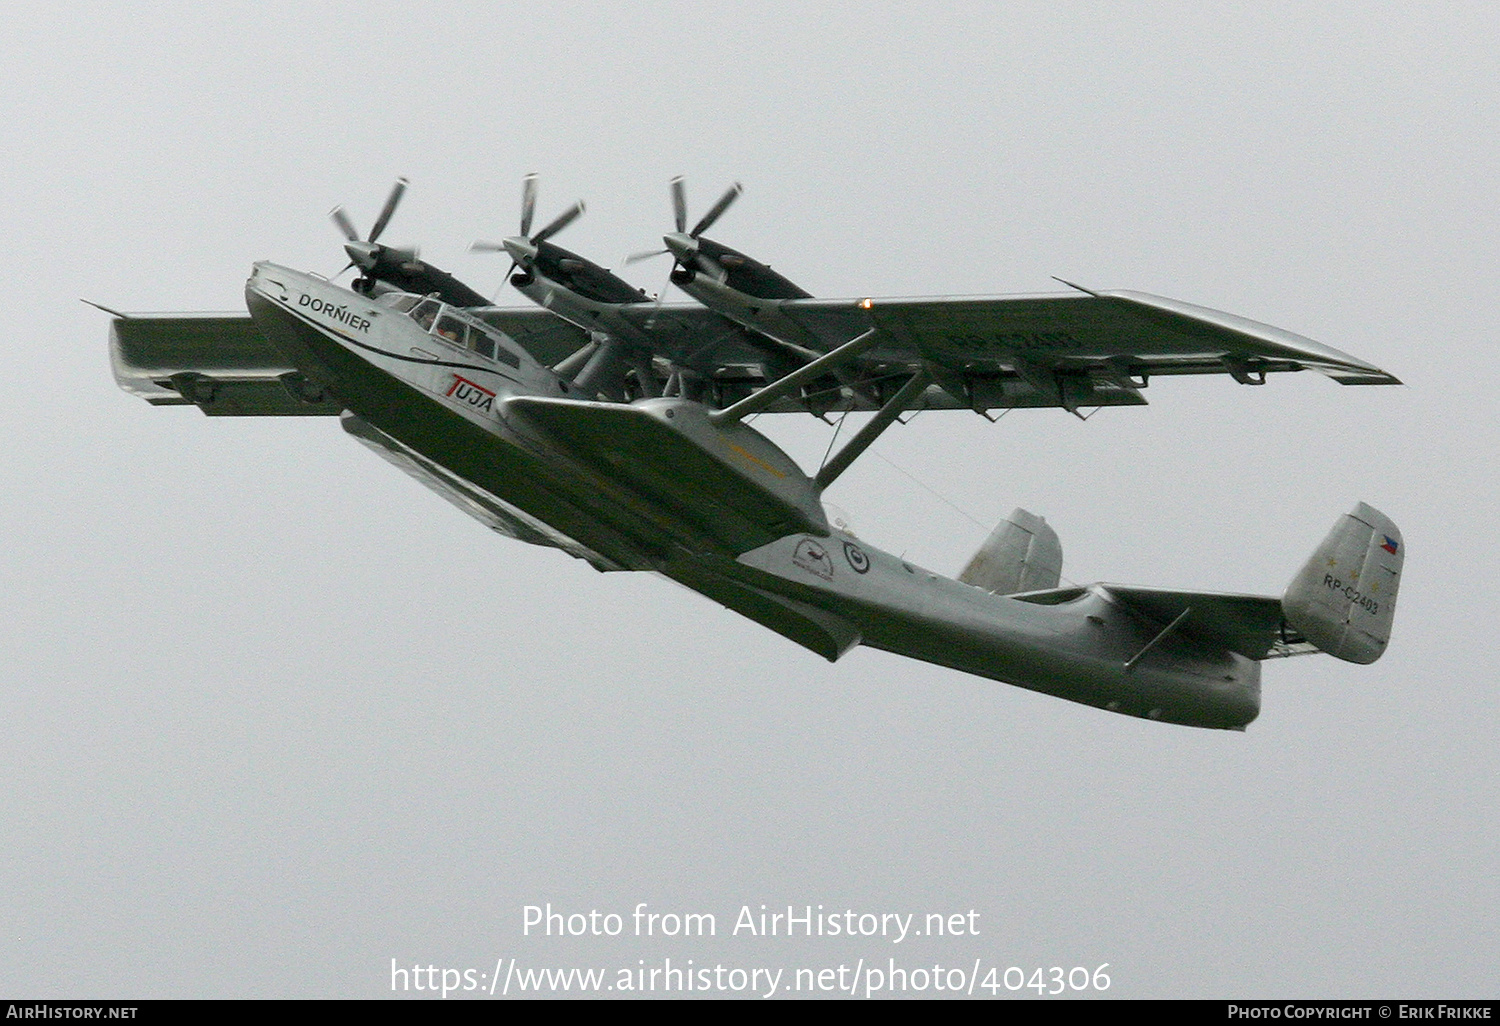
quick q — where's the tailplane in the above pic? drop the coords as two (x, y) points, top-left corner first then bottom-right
(1282, 502), (1403, 664)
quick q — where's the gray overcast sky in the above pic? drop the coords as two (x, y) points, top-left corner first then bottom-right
(2, 0), (1496, 999)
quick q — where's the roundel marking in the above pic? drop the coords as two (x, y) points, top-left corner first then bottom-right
(844, 541), (870, 574)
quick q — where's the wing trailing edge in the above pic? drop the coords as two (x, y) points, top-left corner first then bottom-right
(1094, 291), (1402, 386)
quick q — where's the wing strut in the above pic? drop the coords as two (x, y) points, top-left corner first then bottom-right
(710, 328), (881, 425)
(571, 333), (625, 396)
(814, 368), (932, 492)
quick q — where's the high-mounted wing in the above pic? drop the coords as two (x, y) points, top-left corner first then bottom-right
(111, 288), (1396, 418)
(840, 288), (1402, 386)
(615, 289), (1398, 415)
(110, 313), (343, 416)
(110, 307), (591, 416)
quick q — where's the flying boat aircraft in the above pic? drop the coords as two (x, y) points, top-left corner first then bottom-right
(106, 178), (1405, 730)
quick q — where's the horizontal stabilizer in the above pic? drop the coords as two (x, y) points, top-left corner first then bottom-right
(959, 509), (1063, 595)
(1099, 585), (1310, 660)
(1282, 502), (1403, 664)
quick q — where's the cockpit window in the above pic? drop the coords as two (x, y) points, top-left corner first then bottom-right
(402, 298), (518, 368)
(434, 311), (468, 347)
(409, 298), (441, 332)
(377, 292), (422, 313)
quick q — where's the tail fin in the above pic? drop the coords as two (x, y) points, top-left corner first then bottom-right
(1282, 502), (1403, 664)
(959, 509), (1063, 595)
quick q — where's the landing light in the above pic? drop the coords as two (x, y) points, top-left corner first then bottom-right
(860, 298), (872, 309)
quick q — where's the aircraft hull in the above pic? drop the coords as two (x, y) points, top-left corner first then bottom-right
(244, 265), (1260, 730)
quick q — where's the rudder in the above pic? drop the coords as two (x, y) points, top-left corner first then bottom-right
(959, 509), (1063, 595)
(1282, 502), (1403, 664)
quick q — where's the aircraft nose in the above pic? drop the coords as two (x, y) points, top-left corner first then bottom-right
(502, 236), (537, 266)
(343, 240), (379, 271)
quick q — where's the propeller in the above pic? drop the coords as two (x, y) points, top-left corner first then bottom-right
(471, 173), (585, 284)
(627, 177), (742, 277)
(329, 178), (421, 285)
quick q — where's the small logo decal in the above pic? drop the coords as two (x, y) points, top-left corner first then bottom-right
(792, 538), (834, 581)
(1380, 536), (1399, 555)
(843, 541), (870, 574)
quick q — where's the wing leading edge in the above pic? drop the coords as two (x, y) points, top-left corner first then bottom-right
(520, 288), (1400, 415)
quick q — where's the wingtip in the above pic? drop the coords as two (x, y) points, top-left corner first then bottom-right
(81, 298), (130, 319)
(1323, 368), (1403, 386)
